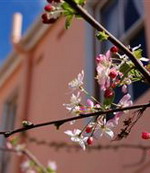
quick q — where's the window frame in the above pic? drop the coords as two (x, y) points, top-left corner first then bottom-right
(0, 91), (18, 173)
(86, 0), (146, 100)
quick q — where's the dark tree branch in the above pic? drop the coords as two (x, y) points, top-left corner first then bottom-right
(63, 0), (150, 84)
(0, 102), (149, 138)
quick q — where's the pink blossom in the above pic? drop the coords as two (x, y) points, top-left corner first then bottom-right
(6, 142), (13, 149)
(96, 51), (112, 90)
(108, 112), (123, 126)
(86, 99), (94, 107)
(119, 94), (133, 107)
(96, 51), (111, 67)
(96, 65), (110, 91)
(122, 85), (127, 93)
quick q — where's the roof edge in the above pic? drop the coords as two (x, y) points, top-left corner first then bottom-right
(0, 16), (51, 88)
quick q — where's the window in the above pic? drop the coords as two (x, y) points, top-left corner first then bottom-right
(0, 94), (18, 173)
(91, 0), (148, 101)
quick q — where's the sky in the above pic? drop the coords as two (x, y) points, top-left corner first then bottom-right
(0, 0), (45, 64)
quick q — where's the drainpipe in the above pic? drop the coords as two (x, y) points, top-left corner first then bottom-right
(11, 12), (33, 172)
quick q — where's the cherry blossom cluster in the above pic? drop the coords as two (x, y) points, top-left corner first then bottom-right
(41, 0), (86, 28)
(6, 136), (57, 173)
(63, 45), (150, 150)
(41, 0), (63, 24)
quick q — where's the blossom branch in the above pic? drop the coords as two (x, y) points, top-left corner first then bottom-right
(0, 102), (149, 138)
(0, 146), (49, 173)
(63, 0), (150, 84)
(22, 149), (48, 173)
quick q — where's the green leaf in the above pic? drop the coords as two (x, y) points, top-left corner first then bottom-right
(46, 167), (56, 173)
(74, 0), (85, 5)
(103, 95), (115, 107)
(133, 49), (142, 59)
(129, 68), (142, 80)
(61, 2), (75, 15)
(65, 15), (73, 29)
(10, 136), (19, 146)
(96, 31), (109, 41)
(119, 62), (131, 74)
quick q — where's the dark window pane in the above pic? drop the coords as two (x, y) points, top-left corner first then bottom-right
(100, 0), (120, 52)
(130, 29), (149, 100)
(124, 0), (140, 31)
(101, 0), (119, 36)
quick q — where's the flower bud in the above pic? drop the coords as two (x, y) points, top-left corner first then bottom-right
(104, 88), (114, 98)
(87, 137), (93, 145)
(141, 132), (150, 139)
(85, 126), (92, 133)
(110, 46), (119, 53)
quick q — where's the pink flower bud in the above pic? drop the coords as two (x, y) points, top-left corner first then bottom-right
(110, 46), (119, 53)
(141, 132), (150, 139)
(122, 85), (127, 93)
(87, 99), (94, 107)
(85, 126), (92, 133)
(109, 69), (118, 79)
(87, 137), (93, 145)
(104, 88), (114, 98)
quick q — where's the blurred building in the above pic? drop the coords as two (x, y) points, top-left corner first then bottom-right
(0, 0), (150, 173)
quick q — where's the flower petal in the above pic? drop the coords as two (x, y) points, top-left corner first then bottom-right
(64, 130), (73, 136)
(104, 128), (114, 139)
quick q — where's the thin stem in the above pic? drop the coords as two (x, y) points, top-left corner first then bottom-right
(63, 0), (150, 84)
(120, 66), (135, 84)
(23, 149), (48, 173)
(80, 86), (101, 105)
(1, 102), (150, 137)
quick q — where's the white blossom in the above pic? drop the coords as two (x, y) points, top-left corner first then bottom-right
(97, 119), (114, 139)
(68, 71), (84, 90)
(64, 129), (88, 150)
(63, 92), (81, 112)
(21, 160), (31, 172)
(47, 161), (57, 171)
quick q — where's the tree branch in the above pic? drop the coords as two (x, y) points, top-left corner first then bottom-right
(0, 102), (149, 137)
(63, 0), (150, 84)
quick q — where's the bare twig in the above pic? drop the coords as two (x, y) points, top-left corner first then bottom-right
(63, 0), (150, 83)
(0, 102), (149, 138)
(115, 107), (147, 140)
